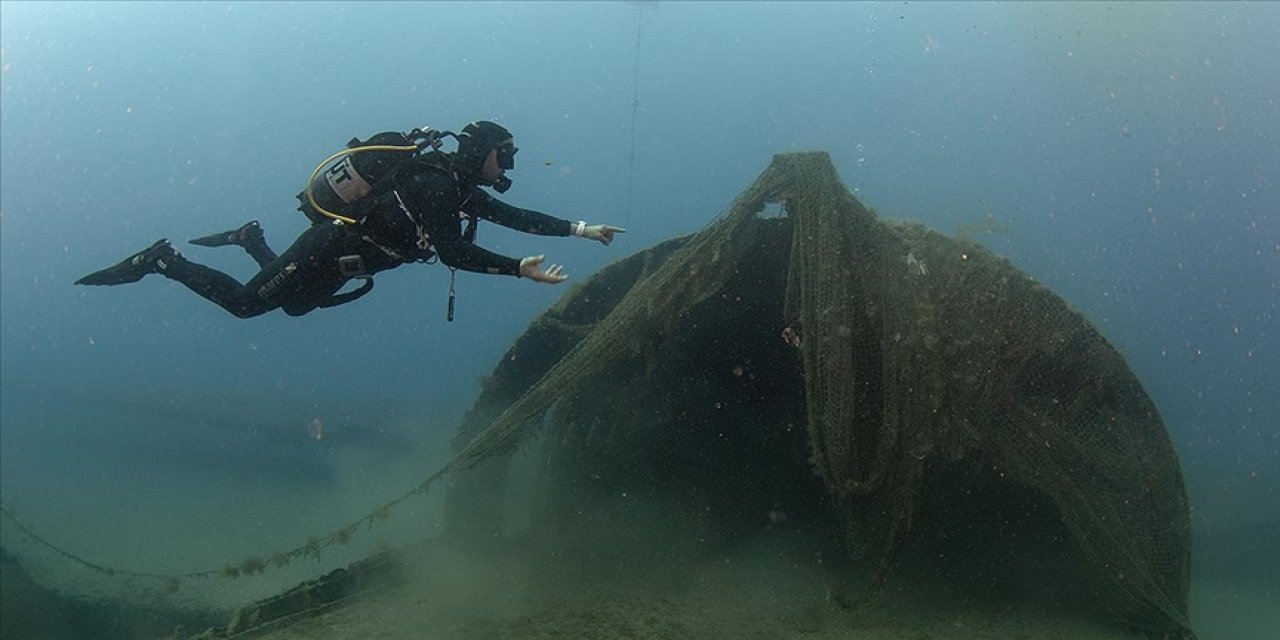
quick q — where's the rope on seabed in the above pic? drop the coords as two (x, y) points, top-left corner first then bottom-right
(0, 499), (187, 579)
(0, 322), (554, 585)
(0, 458), (459, 584)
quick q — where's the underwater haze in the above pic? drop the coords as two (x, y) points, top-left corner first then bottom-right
(1, 2), (1277, 639)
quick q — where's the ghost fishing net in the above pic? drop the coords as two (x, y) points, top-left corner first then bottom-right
(441, 152), (1193, 638)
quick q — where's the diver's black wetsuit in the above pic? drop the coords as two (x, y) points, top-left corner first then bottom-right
(160, 157), (573, 318)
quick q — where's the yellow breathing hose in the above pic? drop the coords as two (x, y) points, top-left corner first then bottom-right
(304, 144), (420, 224)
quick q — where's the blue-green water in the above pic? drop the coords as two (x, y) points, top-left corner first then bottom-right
(1, 2), (1276, 638)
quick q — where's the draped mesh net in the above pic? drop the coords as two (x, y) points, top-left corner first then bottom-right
(441, 152), (1193, 637)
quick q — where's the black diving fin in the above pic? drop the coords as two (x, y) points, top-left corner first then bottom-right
(189, 220), (262, 248)
(74, 239), (176, 286)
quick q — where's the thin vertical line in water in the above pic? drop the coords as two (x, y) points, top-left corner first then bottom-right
(626, 10), (644, 227)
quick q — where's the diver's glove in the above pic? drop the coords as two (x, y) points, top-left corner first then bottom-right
(571, 221), (626, 246)
(519, 255), (568, 284)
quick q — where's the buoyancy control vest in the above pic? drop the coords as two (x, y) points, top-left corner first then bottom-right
(296, 128), (447, 226)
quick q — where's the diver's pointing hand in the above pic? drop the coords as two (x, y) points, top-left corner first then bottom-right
(579, 223), (626, 246)
(520, 255), (568, 284)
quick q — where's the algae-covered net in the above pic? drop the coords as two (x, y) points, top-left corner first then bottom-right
(441, 152), (1193, 638)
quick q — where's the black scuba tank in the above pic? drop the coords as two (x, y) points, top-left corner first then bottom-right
(297, 130), (438, 225)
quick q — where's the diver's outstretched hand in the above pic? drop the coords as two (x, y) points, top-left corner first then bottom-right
(520, 255), (568, 284)
(581, 224), (626, 246)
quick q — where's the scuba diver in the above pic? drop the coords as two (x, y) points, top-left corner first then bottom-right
(75, 121), (625, 319)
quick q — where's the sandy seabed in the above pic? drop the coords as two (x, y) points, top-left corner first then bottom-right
(3, 390), (1275, 640)
(241, 538), (1144, 640)
(247, 572), (1278, 640)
